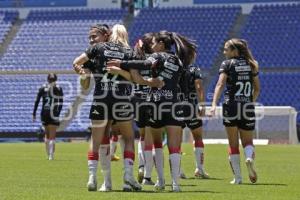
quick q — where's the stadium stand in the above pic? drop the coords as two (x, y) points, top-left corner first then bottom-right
(0, 8), (126, 71)
(194, 0), (300, 3)
(0, 2), (299, 137)
(241, 3), (300, 68)
(259, 72), (300, 122)
(0, 74), (92, 133)
(0, 0), (87, 8)
(0, 10), (18, 44)
(128, 6), (241, 68)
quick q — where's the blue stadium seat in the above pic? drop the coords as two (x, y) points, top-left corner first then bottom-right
(0, 8), (126, 71)
(0, 74), (93, 132)
(128, 6), (241, 69)
(0, 11), (19, 43)
(241, 4), (300, 68)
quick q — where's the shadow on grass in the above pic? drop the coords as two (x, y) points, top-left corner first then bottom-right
(165, 184), (197, 187)
(242, 183), (287, 186)
(109, 190), (220, 194)
(186, 177), (224, 181)
(46, 159), (74, 162)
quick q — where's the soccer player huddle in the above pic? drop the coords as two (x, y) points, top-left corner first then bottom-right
(34, 23), (260, 192)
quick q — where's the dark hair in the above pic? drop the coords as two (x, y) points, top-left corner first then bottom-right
(226, 38), (258, 72)
(47, 73), (57, 83)
(154, 31), (197, 66)
(134, 32), (154, 59)
(90, 23), (111, 36)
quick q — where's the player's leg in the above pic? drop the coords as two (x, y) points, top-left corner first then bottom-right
(226, 126), (242, 184)
(110, 122), (120, 161)
(48, 124), (57, 160)
(117, 120), (141, 191)
(142, 127), (155, 185)
(87, 119), (109, 191)
(137, 127), (145, 183)
(239, 105), (257, 183)
(150, 127), (165, 191)
(98, 124), (112, 191)
(118, 133), (125, 157)
(191, 126), (209, 178)
(240, 129), (257, 183)
(166, 125), (182, 192)
(178, 129), (186, 179)
(136, 101), (151, 181)
(44, 125), (50, 158)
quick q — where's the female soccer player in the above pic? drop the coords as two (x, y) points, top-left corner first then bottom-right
(131, 33), (156, 185)
(73, 24), (142, 192)
(210, 38), (260, 184)
(81, 23), (114, 192)
(180, 65), (209, 179)
(33, 73), (63, 160)
(108, 30), (197, 192)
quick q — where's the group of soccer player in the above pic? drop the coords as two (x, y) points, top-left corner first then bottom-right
(33, 22), (260, 192)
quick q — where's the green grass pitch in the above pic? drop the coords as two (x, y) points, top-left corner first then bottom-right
(0, 142), (299, 200)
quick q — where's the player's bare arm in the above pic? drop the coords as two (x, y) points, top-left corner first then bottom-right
(210, 73), (227, 116)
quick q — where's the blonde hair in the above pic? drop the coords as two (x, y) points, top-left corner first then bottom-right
(109, 24), (129, 48)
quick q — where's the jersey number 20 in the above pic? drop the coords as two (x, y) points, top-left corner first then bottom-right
(235, 81), (251, 97)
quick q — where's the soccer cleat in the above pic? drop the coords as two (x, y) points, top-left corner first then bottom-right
(98, 183), (112, 192)
(142, 178), (155, 185)
(48, 154), (54, 160)
(171, 184), (181, 192)
(194, 168), (210, 179)
(137, 167), (144, 184)
(122, 183), (133, 192)
(180, 171), (187, 179)
(246, 158), (257, 183)
(230, 178), (242, 185)
(111, 155), (120, 162)
(124, 173), (142, 191)
(87, 175), (97, 191)
(154, 180), (165, 191)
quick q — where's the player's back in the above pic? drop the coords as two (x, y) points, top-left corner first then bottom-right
(220, 57), (254, 105)
(150, 51), (183, 102)
(39, 84), (63, 114)
(179, 66), (202, 102)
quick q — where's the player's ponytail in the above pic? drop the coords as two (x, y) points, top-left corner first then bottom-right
(170, 32), (197, 67)
(155, 31), (197, 66)
(110, 24), (129, 48)
(227, 38), (258, 73)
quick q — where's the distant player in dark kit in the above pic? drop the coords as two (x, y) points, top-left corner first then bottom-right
(210, 38), (260, 184)
(33, 73), (63, 160)
(180, 65), (209, 179)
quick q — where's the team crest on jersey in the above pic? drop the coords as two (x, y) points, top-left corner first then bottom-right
(104, 50), (125, 59)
